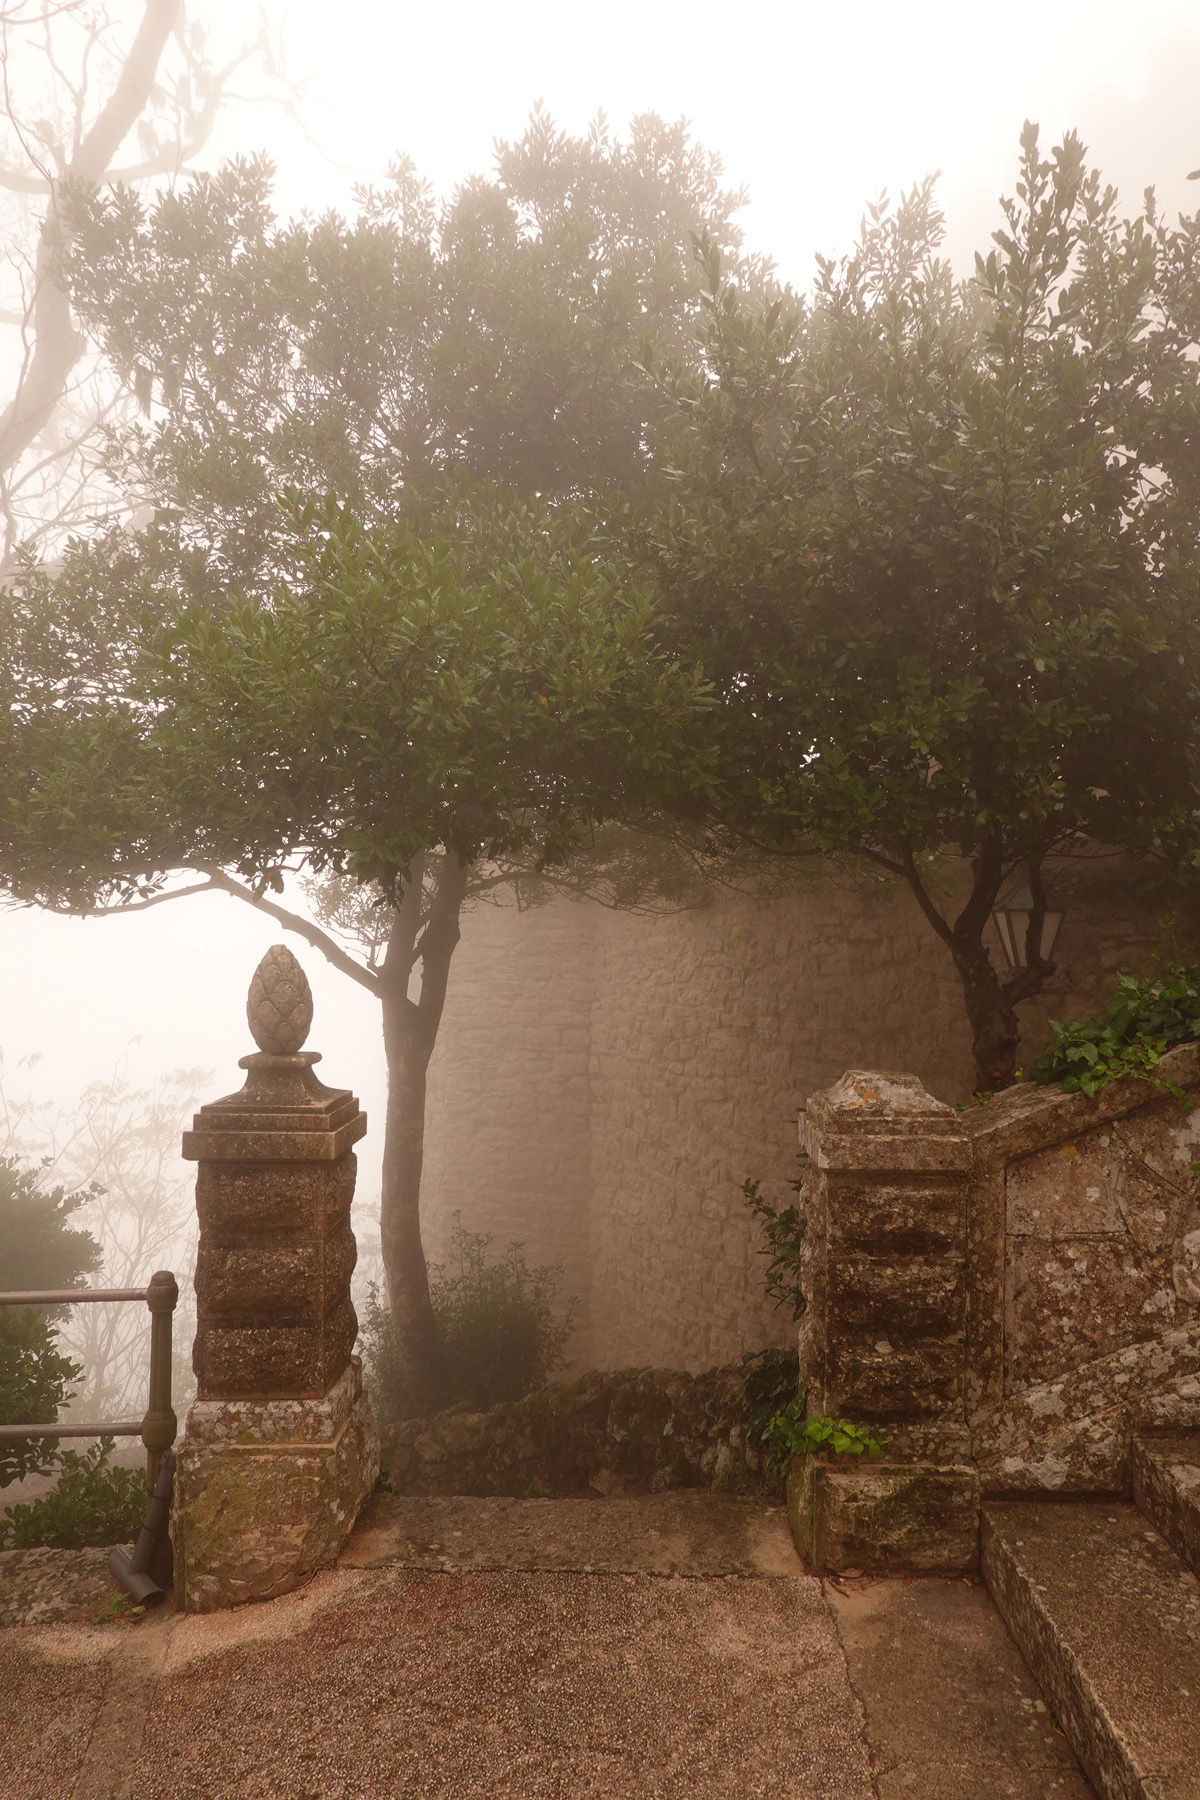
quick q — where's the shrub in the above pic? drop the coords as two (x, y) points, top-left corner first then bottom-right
(740, 1345), (802, 1442)
(1025, 966), (1200, 1098)
(0, 1153), (100, 1487)
(0, 1438), (146, 1549)
(741, 1174), (806, 1320)
(0, 1310), (82, 1488)
(362, 1214), (578, 1420)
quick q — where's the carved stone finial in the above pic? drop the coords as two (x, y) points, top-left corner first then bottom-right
(246, 945), (313, 1054)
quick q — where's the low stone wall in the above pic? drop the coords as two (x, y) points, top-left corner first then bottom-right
(793, 1049), (1200, 1572)
(381, 1364), (776, 1498)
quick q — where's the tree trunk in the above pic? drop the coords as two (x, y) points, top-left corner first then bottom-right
(378, 983), (445, 1410)
(899, 832), (1055, 1096)
(377, 849), (469, 1412)
(951, 940), (1024, 1094)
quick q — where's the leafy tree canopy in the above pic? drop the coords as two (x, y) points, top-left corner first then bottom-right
(1, 492), (716, 908)
(57, 107), (754, 586)
(635, 126), (1200, 1088)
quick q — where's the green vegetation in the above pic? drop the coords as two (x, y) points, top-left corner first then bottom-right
(761, 1402), (885, 1480)
(638, 124), (1200, 1093)
(0, 1154), (99, 1487)
(362, 1215), (578, 1420)
(0, 1439), (145, 1549)
(741, 1175), (807, 1320)
(740, 1345), (802, 1442)
(1025, 967), (1200, 1098)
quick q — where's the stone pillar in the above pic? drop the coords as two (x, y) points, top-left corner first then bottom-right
(174, 945), (379, 1612)
(792, 1070), (979, 1574)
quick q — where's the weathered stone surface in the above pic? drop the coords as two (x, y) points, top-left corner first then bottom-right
(185, 1357), (365, 1448)
(380, 1364), (774, 1498)
(1132, 1428), (1200, 1577)
(801, 1074), (970, 1434)
(182, 1051), (366, 1166)
(824, 1177), (966, 1254)
(831, 1251), (964, 1335)
(826, 1575), (1096, 1800)
(1005, 1236), (1176, 1390)
(186, 1040), (364, 1403)
(801, 1071), (972, 1174)
(973, 1324), (1200, 1495)
(196, 1295), (358, 1401)
(828, 1336), (965, 1420)
(788, 1457), (979, 1575)
(343, 1491), (802, 1577)
(246, 945), (313, 1055)
(194, 1158), (356, 1236)
(195, 1228), (356, 1322)
(174, 1360), (378, 1612)
(982, 1499), (1200, 1800)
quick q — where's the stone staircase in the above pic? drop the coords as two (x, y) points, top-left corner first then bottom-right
(982, 1430), (1200, 1800)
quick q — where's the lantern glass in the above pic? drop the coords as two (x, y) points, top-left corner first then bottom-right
(991, 883), (1064, 971)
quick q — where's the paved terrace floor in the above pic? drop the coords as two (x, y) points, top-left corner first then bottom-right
(1, 1492), (1093, 1800)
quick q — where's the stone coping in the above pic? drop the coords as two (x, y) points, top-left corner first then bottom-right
(182, 1359), (363, 1448)
(181, 1114), (367, 1163)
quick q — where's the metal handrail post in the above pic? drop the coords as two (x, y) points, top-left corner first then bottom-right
(141, 1270), (178, 1489)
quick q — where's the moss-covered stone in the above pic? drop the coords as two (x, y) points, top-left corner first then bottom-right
(788, 1455), (979, 1575)
(174, 1365), (378, 1612)
(380, 1362), (783, 1498)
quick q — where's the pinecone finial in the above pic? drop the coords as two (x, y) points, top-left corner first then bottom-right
(246, 945), (313, 1054)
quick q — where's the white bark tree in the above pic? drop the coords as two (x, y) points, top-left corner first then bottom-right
(0, 0), (291, 570)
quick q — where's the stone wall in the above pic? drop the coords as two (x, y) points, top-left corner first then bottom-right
(419, 856), (1175, 1377)
(795, 1050), (1200, 1502)
(420, 896), (598, 1360)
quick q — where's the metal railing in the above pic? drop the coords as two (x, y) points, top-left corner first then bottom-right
(0, 1270), (179, 1486)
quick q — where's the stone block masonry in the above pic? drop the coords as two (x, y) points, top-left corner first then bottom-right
(419, 854), (1164, 1376)
(174, 947), (379, 1611)
(792, 1047), (1200, 1573)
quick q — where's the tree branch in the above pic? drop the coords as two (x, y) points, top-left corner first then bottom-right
(196, 866), (381, 996)
(899, 843), (957, 948)
(0, 0), (180, 481)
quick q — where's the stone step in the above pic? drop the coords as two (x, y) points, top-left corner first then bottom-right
(1134, 1430), (1200, 1579)
(982, 1500), (1200, 1800)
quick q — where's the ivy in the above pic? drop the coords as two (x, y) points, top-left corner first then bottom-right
(1024, 966), (1200, 1099)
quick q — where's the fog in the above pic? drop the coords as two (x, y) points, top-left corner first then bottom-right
(4, 0), (1200, 1411)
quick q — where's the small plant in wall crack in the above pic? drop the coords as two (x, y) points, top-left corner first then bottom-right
(761, 1401), (885, 1480)
(741, 1173), (807, 1320)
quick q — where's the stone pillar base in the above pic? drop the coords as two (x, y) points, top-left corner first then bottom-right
(174, 1358), (379, 1613)
(788, 1456), (980, 1576)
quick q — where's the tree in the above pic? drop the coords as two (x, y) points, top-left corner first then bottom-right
(2, 492), (716, 1406)
(1, 114), (744, 1407)
(638, 126), (1200, 1091)
(0, 1152), (100, 1485)
(0, 0), (291, 569)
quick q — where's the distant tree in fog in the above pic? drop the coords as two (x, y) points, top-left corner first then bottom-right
(0, 1145), (99, 1484)
(0, 1056), (206, 1418)
(0, 0), (290, 571)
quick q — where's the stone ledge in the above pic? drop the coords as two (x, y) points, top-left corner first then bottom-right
(184, 1357), (365, 1448)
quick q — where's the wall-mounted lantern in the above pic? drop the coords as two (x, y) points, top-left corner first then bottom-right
(991, 882), (1065, 972)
